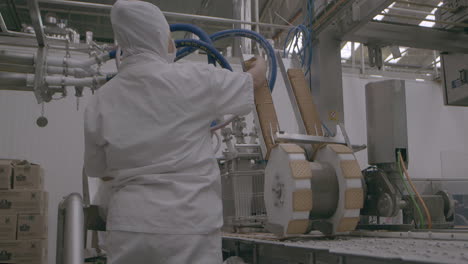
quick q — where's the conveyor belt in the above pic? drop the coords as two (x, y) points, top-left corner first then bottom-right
(223, 232), (468, 264)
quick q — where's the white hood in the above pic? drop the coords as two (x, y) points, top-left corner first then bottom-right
(111, 0), (171, 62)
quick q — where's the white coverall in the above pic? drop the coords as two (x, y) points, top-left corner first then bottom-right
(83, 1), (254, 263)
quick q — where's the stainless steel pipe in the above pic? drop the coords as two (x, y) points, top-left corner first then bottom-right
(38, 0), (291, 29)
(0, 71), (28, 86)
(56, 193), (85, 264)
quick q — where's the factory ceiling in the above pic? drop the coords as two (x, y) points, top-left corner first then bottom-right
(0, 0), (454, 75)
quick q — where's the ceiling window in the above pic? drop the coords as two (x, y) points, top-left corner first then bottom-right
(419, 2), (443, 28)
(374, 2), (396, 21)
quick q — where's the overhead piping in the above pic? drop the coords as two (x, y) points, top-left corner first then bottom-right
(37, 0), (291, 30)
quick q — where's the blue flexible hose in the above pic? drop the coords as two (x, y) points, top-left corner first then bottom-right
(175, 39), (232, 71)
(170, 24), (216, 65)
(177, 29), (277, 91)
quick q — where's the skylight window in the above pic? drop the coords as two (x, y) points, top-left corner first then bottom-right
(419, 2), (443, 28)
(373, 2), (396, 21)
(341, 42), (361, 59)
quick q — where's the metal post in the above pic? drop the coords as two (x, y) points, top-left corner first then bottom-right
(351, 42), (356, 70)
(361, 44), (366, 74)
(310, 32), (344, 134)
(56, 193), (85, 264)
(243, 0), (252, 54)
(233, 0), (242, 57)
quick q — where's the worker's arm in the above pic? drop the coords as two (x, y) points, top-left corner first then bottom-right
(83, 97), (108, 178)
(205, 56), (267, 117)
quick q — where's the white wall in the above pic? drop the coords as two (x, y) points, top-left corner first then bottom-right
(1, 54), (468, 263)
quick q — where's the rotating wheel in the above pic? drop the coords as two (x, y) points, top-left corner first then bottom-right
(264, 143), (364, 237)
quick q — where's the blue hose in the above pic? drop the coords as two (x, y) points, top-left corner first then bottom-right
(210, 29), (277, 91)
(175, 39), (232, 71)
(109, 50), (117, 59)
(177, 29), (276, 91)
(170, 24), (216, 65)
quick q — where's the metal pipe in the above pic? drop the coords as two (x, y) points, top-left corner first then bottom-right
(57, 193), (85, 264)
(0, 50), (35, 65)
(0, 71), (107, 89)
(254, 0), (260, 33)
(0, 71), (28, 86)
(45, 75), (107, 87)
(0, 50), (105, 75)
(38, 0), (291, 29)
(0, 63), (34, 73)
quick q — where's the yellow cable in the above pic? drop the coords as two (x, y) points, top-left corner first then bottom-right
(398, 152), (432, 229)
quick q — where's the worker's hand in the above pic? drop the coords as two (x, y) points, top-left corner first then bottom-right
(247, 56), (267, 90)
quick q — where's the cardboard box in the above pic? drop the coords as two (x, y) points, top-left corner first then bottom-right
(17, 214), (47, 240)
(12, 161), (44, 190)
(0, 239), (47, 263)
(0, 161), (13, 190)
(0, 215), (17, 240)
(0, 191), (48, 215)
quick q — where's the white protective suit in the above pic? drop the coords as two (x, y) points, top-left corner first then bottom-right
(84, 1), (254, 264)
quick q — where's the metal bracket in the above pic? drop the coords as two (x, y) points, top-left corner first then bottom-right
(368, 44), (383, 69)
(33, 47), (49, 103)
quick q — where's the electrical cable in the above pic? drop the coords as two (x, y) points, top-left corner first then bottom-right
(398, 151), (433, 229)
(209, 29), (277, 90)
(397, 151), (425, 229)
(283, 0), (315, 77)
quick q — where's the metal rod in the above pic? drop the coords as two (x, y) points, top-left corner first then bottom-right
(360, 43), (366, 74)
(394, 1), (456, 12)
(254, 0), (260, 33)
(27, 0), (46, 46)
(38, 0), (291, 29)
(0, 11), (8, 32)
(380, 13), (468, 28)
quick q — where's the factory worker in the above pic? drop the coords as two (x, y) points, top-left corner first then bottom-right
(83, 0), (267, 264)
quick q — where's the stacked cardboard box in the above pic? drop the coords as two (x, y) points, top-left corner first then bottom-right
(0, 160), (48, 264)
